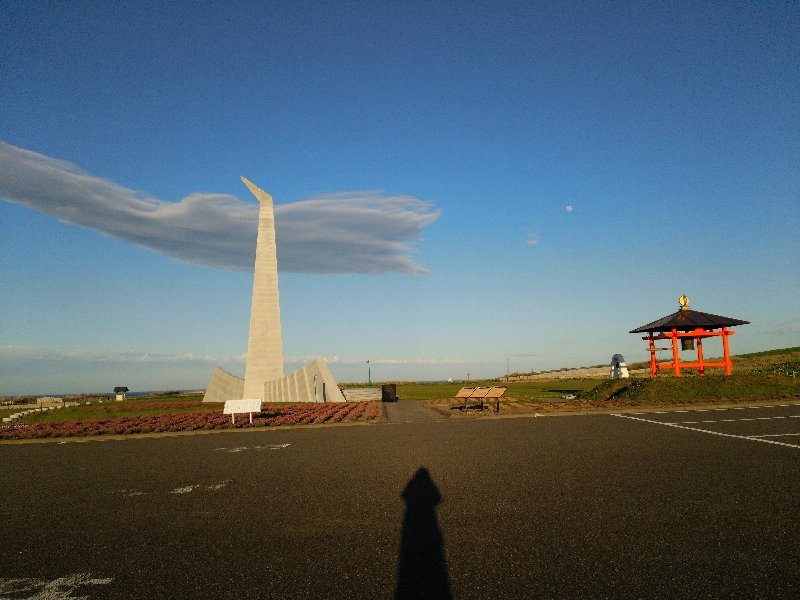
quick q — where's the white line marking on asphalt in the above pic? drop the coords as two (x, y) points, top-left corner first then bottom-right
(170, 481), (232, 494)
(749, 433), (800, 438)
(108, 489), (155, 497)
(611, 414), (800, 449)
(215, 443), (290, 453)
(111, 481), (233, 497)
(170, 484), (202, 494)
(670, 415), (799, 425)
(0, 573), (113, 598)
(206, 480), (232, 490)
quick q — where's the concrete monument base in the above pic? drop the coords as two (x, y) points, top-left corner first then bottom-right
(202, 367), (245, 403)
(203, 357), (345, 403)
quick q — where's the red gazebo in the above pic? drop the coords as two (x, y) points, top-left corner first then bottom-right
(631, 296), (749, 377)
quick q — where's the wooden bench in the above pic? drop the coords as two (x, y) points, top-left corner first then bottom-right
(454, 386), (508, 412)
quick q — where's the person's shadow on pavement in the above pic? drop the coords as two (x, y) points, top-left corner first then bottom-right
(395, 467), (452, 599)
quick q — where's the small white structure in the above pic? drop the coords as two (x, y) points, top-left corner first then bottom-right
(610, 354), (630, 379)
(114, 386), (129, 401)
(223, 398), (262, 424)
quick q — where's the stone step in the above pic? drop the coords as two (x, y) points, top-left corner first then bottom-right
(342, 387), (382, 402)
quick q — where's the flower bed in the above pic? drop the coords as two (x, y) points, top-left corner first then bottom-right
(103, 402), (221, 411)
(0, 401), (380, 440)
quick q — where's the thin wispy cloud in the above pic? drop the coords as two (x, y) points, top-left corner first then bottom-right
(0, 345), (246, 365)
(0, 141), (440, 274)
(761, 317), (800, 337)
(288, 355), (484, 366)
(0, 346), (484, 369)
(526, 232), (540, 246)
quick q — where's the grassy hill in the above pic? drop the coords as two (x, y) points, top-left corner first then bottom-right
(422, 347), (800, 413)
(579, 346), (800, 407)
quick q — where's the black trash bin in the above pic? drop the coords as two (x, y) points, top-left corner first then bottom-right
(381, 384), (398, 402)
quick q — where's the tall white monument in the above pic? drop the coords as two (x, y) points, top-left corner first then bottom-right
(240, 177), (284, 398)
(203, 178), (345, 403)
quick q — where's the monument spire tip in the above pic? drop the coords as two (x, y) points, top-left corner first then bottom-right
(240, 176), (273, 205)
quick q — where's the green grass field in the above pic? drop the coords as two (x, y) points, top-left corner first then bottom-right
(4, 347), (799, 426)
(583, 372), (800, 406)
(395, 379), (599, 401)
(3, 393), (206, 425)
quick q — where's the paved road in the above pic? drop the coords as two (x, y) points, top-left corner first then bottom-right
(383, 399), (448, 423)
(2, 404), (799, 599)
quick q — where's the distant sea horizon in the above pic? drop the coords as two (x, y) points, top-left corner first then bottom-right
(1, 381), (463, 400)
(1, 389), (204, 400)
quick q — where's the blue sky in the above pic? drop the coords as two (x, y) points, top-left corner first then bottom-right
(1, 1), (798, 395)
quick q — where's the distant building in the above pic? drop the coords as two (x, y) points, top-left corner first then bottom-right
(114, 386), (129, 401)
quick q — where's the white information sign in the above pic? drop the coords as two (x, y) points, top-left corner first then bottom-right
(223, 399), (262, 424)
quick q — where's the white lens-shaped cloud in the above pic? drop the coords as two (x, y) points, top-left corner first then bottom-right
(0, 141), (440, 274)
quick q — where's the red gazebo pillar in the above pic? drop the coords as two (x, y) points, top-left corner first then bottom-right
(722, 326), (732, 375)
(670, 328), (680, 377)
(648, 335), (657, 377)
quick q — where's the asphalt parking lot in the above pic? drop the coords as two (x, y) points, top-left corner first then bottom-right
(611, 402), (800, 448)
(2, 403), (799, 599)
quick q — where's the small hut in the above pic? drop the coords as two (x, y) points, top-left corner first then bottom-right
(631, 296), (749, 377)
(114, 386), (129, 401)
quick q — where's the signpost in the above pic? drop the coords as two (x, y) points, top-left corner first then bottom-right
(223, 399), (262, 424)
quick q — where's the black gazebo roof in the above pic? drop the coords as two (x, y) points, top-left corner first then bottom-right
(630, 309), (749, 334)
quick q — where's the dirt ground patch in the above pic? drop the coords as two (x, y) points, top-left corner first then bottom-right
(427, 394), (800, 418)
(428, 397), (589, 417)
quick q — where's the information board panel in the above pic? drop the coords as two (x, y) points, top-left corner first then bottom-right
(223, 399), (262, 414)
(223, 399), (262, 424)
